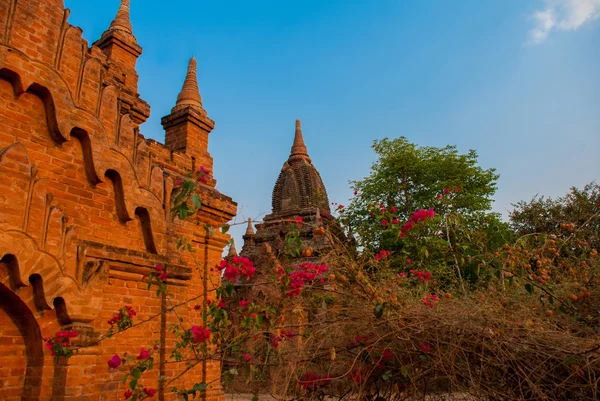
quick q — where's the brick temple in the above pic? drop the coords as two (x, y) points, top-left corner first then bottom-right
(239, 119), (339, 276)
(0, 0), (236, 400)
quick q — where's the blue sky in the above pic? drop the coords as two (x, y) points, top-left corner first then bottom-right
(64, 0), (599, 248)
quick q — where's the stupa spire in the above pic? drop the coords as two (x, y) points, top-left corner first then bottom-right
(228, 242), (238, 257)
(289, 119), (311, 163)
(245, 218), (255, 236)
(108, 0), (133, 34)
(173, 56), (203, 112)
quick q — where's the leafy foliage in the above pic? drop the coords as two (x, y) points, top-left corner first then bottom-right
(345, 136), (499, 246)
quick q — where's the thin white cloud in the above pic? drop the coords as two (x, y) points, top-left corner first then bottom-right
(528, 0), (600, 44)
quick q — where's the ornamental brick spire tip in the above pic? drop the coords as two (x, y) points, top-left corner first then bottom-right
(108, 0), (133, 34)
(289, 119), (311, 163)
(173, 56), (203, 112)
(228, 242), (238, 257)
(245, 218), (255, 236)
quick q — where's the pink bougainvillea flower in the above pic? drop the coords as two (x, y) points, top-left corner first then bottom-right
(124, 390), (132, 399)
(124, 305), (136, 318)
(392, 218), (399, 224)
(243, 353), (253, 362)
(407, 258), (412, 265)
(390, 206), (397, 213)
(381, 219), (388, 227)
(436, 193), (442, 199)
(420, 343), (432, 352)
(298, 372), (333, 390)
(191, 325), (211, 343)
(107, 354), (121, 368)
(136, 347), (151, 360)
(421, 293), (439, 308)
(143, 388), (157, 397)
(217, 301), (226, 309)
(155, 264), (163, 272)
(239, 299), (251, 308)
(194, 304), (201, 310)
(353, 190), (358, 196)
(294, 216), (303, 224)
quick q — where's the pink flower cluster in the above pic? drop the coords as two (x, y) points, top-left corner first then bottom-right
(144, 264), (167, 282)
(108, 305), (136, 325)
(298, 371), (333, 390)
(436, 186), (461, 198)
(270, 330), (296, 348)
(137, 347), (151, 360)
(411, 269), (432, 283)
(374, 250), (391, 261)
(43, 330), (79, 356)
(219, 256), (256, 282)
(191, 325), (211, 343)
(377, 348), (394, 367)
(107, 354), (121, 368)
(278, 262), (329, 297)
(421, 293), (439, 308)
(196, 166), (211, 184)
(123, 388), (157, 399)
(400, 208), (435, 238)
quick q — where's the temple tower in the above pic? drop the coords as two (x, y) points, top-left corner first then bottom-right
(240, 120), (340, 273)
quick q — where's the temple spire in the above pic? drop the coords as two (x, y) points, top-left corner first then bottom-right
(173, 56), (203, 112)
(245, 218), (255, 236)
(289, 119), (311, 163)
(228, 242), (238, 258)
(108, 0), (133, 34)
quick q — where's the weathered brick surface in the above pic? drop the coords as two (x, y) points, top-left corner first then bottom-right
(0, 0), (236, 400)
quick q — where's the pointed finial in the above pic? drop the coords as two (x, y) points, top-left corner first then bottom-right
(289, 119), (311, 163)
(245, 218), (255, 236)
(173, 56), (203, 112)
(108, 0), (133, 34)
(228, 242), (238, 257)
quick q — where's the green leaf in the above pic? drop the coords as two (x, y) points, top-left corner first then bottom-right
(192, 382), (207, 392)
(221, 224), (230, 234)
(191, 194), (202, 209)
(132, 368), (142, 379)
(129, 378), (138, 390)
(374, 303), (384, 318)
(382, 370), (393, 381)
(401, 365), (411, 378)
(204, 225), (215, 237)
(525, 283), (534, 295)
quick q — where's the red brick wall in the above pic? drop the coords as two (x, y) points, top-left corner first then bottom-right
(0, 0), (236, 400)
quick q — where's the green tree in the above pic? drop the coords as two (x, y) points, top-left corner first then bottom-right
(344, 137), (500, 247)
(510, 182), (600, 249)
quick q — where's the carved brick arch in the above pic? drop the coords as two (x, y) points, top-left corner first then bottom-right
(0, 260), (44, 401)
(135, 207), (158, 254)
